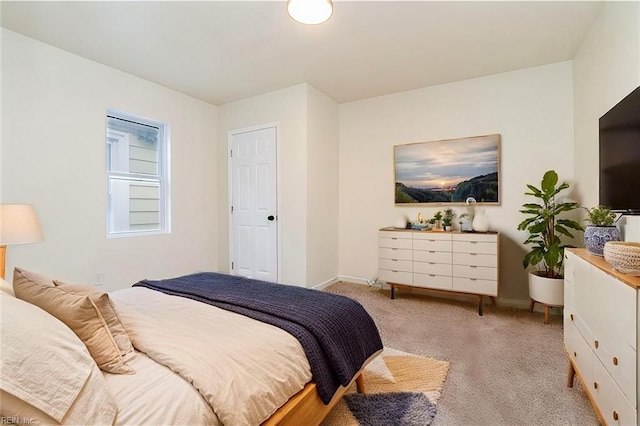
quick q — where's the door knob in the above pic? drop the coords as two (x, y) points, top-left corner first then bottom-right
(267, 215), (275, 221)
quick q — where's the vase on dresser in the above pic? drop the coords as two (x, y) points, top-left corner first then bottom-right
(472, 209), (489, 232)
(584, 225), (620, 256)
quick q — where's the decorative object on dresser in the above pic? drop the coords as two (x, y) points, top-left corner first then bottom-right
(0, 204), (44, 279)
(442, 208), (455, 231)
(603, 241), (640, 276)
(564, 248), (640, 426)
(378, 227), (499, 316)
(517, 170), (583, 323)
(583, 205), (621, 256)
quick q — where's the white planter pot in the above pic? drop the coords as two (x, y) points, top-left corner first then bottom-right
(528, 272), (564, 307)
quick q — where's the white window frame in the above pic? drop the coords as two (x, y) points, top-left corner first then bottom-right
(106, 109), (171, 238)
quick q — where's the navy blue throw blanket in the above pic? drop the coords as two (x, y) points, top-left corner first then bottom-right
(134, 272), (383, 404)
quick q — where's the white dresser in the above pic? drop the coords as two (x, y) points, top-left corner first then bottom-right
(378, 227), (499, 315)
(564, 248), (640, 426)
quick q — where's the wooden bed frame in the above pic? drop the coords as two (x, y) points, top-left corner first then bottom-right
(263, 374), (365, 426)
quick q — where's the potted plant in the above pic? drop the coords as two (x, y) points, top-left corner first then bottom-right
(429, 211), (443, 231)
(583, 205), (620, 256)
(442, 208), (455, 231)
(517, 170), (583, 320)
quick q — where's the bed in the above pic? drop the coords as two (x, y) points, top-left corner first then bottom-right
(0, 268), (383, 425)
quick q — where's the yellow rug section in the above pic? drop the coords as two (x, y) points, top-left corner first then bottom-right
(323, 347), (450, 425)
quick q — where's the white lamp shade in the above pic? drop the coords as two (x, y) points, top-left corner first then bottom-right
(0, 204), (44, 245)
(287, 0), (333, 25)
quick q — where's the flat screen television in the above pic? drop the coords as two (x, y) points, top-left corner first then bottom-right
(599, 86), (640, 213)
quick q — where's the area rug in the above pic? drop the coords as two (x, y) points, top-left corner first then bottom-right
(323, 347), (450, 426)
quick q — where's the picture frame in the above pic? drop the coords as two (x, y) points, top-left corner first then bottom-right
(394, 134), (501, 205)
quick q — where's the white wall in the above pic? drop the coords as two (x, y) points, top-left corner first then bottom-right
(306, 85), (339, 287)
(217, 84), (309, 286)
(573, 1), (640, 235)
(1, 29), (219, 290)
(217, 84), (340, 288)
(338, 62), (575, 303)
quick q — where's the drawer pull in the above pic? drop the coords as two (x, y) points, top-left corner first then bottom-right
(470, 241), (477, 244)
(573, 351), (577, 357)
(613, 411), (619, 421)
(391, 248), (397, 251)
(470, 265), (477, 268)
(594, 340), (599, 349)
(470, 278), (477, 281)
(429, 262), (435, 265)
(392, 259), (398, 261)
(612, 357), (618, 366)
(570, 314), (574, 321)
(391, 238), (398, 240)
(429, 250), (436, 253)
(593, 382), (598, 390)
(429, 274), (436, 277)
(470, 253), (477, 256)
(392, 270), (398, 273)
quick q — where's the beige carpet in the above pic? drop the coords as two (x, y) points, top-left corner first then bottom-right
(325, 282), (599, 426)
(323, 348), (450, 425)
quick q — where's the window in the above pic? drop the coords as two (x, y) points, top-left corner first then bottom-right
(106, 110), (170, 237)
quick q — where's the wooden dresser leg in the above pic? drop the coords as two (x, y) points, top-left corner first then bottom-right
(356, 374), (365, 393)
(567, 362), (575, 388)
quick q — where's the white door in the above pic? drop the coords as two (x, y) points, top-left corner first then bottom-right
(230, 126), (278, 282)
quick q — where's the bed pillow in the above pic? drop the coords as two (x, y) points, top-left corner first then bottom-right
(13, 266), (56, 287)
(54, 280), (134, 357)
(0, 292), (117, 424)
(13, 274), (135, 375)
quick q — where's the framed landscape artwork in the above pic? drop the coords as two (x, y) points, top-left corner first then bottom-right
(394, 134), (501, 204)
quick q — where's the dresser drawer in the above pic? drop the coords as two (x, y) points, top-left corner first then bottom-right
(451, 277), (497, 296)
(413, 239), (452, 252)
(379, 247), (412, 261)
(379, 269), (412, 285)
(592, 355), (637, 426)
(413, 250), (451, 264)
(452, 233), (497, 243)
(452, 252), (496, 268)
(379, 258), (412, 273)
(379, 231), (412, 239)
(413, 273), (452, 290)
(414, 261), (451, 276)
(452, 265), (497, 281)
(594, 336), (637, 405)
(565, 319), (593, 390)
(413, 232), (451, 241)
(379, 237), (412, 250)
(453, 241), (497, 255)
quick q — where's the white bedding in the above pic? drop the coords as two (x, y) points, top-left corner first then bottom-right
(110, 287), (313, 426)
(103, 351), (219, 426)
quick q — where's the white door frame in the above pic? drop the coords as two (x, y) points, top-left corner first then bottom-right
(227, 122), (281, 282)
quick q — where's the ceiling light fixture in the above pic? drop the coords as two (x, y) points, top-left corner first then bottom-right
(287, 0), (334, 25)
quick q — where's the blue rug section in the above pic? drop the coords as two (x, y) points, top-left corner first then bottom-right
(344, 392), (437, 426)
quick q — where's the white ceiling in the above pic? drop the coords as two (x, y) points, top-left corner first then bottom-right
(0, 1), (603, 105)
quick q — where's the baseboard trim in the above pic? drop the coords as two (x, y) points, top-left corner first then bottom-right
(311, 276), (340, 290)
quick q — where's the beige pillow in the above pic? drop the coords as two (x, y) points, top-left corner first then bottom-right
(13, 267), (56, 287)
(13, 276), (135, 375)
(0, 293), (117, 424)
(54, 280), (134, 357)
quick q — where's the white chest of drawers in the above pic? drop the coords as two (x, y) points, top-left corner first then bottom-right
(565, 249), (640, 426)
(378, 227), (499, 315)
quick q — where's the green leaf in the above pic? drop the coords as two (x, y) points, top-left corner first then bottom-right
(541, 170), (558, 193)
(554, 224), (574, 239)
